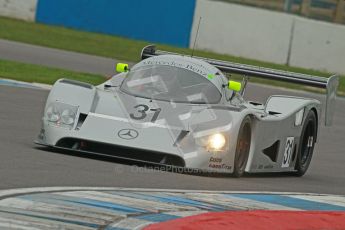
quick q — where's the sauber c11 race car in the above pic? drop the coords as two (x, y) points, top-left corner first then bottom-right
(35, 45), (339, 177)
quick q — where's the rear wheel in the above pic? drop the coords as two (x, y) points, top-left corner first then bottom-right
(294, 110), (317, 177)
(233, 116), (252, 178)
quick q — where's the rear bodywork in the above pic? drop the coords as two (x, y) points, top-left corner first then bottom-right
(36, 46), (338, 174)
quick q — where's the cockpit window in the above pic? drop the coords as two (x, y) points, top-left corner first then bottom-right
(120, 65), (222, 104)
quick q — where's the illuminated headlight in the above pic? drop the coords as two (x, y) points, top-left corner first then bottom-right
(196, 133), (227, 152)
(208, 133), (226, 151)
(45, 102), (78, 128)
(295, 108), (304, 126)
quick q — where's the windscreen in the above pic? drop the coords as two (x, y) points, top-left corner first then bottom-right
(120, 65), (221, 104)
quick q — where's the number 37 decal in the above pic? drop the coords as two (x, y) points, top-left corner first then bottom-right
(130, 104), (161, 123)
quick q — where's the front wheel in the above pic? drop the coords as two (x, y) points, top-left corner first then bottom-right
(233, 116), (252, 178)
(294, 110), (317, 177)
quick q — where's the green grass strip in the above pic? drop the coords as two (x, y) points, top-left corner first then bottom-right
(0, 59), (105, 85)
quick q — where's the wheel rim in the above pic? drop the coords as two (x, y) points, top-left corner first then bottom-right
(300, 120), (315, 166)
(237, 123), (251, 171)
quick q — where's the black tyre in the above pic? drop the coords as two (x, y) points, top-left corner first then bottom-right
(233, 116), (252, 178)
(294, 110), (317, 177)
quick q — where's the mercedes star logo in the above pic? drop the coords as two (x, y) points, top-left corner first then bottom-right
(118, 129), (139, 140)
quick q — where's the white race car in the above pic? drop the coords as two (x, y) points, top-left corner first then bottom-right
(35, 45), (339, 177)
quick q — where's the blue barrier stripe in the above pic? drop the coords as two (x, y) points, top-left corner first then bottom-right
(110, 192), (227, 211)
(151, 195), (226, 211)
(133, 193), (226, 211)
(106, 191), (161, 201)
(104, 227), (128, 230)
(21, 194), (147, 214)
(230, 194), (345, 211)
(136, 213), (180, 222)
(36, 0), (196, 47)
(62, 199), (146, 213)
(105, 191), (198, 208)
(109, 191), (226, 211)
(0, 209), (99, 228)
(19, 195), (124, 215)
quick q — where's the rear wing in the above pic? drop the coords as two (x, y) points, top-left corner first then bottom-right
(141, 45), (339, 126)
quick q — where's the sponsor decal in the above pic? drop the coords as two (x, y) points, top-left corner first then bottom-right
(139, 60), (210, 77)
(118, 129), (139, 140)
(282, 137), (294, 168)
(185, 64), (208, 77)
(209, 163), (232, 170)
(209, 157), (231, 170)
(209, 157), (222, 163)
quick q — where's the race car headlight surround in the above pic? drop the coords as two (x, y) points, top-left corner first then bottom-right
(45, 102), (78, 128)
(195, 133), (227, 152)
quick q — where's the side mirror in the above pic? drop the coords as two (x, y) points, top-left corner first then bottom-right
(116, 63), (129, 73)
(228, 80), (242, 92)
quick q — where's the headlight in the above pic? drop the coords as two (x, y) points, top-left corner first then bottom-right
(46, 106), (60, 122)
(208, 133), (226, 151)
(45, 102), (78, 129)
(195, 132), (227, 152)
(61, 109), (76, 125)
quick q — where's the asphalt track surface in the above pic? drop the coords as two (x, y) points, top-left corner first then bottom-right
(0, 40), (345, 194)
